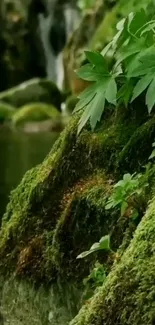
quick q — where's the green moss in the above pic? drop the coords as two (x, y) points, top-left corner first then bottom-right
(11, 102), (60, 125)
(0, 107), (154, 281)
(0, 101), (15, 122)
(0, 78), (62, 109)
(119, 116), (155, 173)
(70, 195), (155, 325)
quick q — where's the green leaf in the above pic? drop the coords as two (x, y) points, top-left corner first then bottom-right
(131, 74), (153, 102)
(129, 9), (147, 36)
(85, 51), (108, 73)
(76, 64), (103, 81)
(121, 201), (128, 216)
(105, 78), (117, 105)
(77, 250), (92, 259)
(90, 242), (100, 250)
(146, 78), (155, 113)
(77, 102), (93, 134)
(99, 235), (110, 250)
(89, 93), (105, 130)
(77, 234), (110, 259)
(101, 41), (113, 57)
(117, 80), (134, 107)
(105, 201), (114, 210)
(77, 78), (111, 133)
(74, 84), (97, 113)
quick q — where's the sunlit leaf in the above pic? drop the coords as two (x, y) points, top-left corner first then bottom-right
(146, 78), (155, 113)
(131, 74), (153, 102)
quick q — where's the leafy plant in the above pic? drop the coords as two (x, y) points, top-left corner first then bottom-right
(77, 234), (111, 259)
(74, 9), (155, 133)
(82, 262), (107, 300)
(105, 173), (146, 220)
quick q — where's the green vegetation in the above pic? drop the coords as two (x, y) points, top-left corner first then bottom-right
(77, 235), (111, 259)
(105, 173), (147, 220)
(74, 9), (155, 133)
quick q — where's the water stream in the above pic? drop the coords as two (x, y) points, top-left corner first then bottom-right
(39, 1), (80, 89)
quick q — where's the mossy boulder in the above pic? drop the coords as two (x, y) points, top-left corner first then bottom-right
(0, 101), (15, 123)
(0, 79), (62, 110)
(11, 102), (61, 126)
(0, 103), (155, 283)
(70, 196), (155, 325)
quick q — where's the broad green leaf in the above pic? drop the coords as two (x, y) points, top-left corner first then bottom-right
(89, 94), (105, 130)
(99, 235), (110, 250)
(74, 83), (97, 113)
(90, 242), (100, 250)
(74, 91), (95, 113)
(131, 74), (153, 102)
(129, 9), (147, 36)
(123, 173), (132, 182)
(127, 47), (155, 76)
(85, 51), (108, 73)
(105, 78), (117, 105)
(116, 18), (126, 31)
(117, 79), (134, 107)
(121, 201), (128, 216)
(146, 78), (155, 113)
(77, 250), (91, 259)
(105, 201), (114, 210)
(78, 78), (110, 133)
(101, 41), (113, 57)
(76, 64), (103, 81)
(77, 102), (93, 134)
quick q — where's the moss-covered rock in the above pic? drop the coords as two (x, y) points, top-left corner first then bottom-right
(70, 196), (155, 325)
(0, 104), (154, 282)
(11, 102), (61, 125)
(0, 101), (15, 123)
(0, 78), (62, 110)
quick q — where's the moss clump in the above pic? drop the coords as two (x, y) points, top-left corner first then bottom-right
(0, 78), (62, 110)
(118, 116), (155, 173)
(70, 196), (155, 325)
(11, 102), (60, 125)
(0, 101), (15, 123)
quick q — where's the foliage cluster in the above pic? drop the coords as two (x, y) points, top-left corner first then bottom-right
(74, 9), (155, 133)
